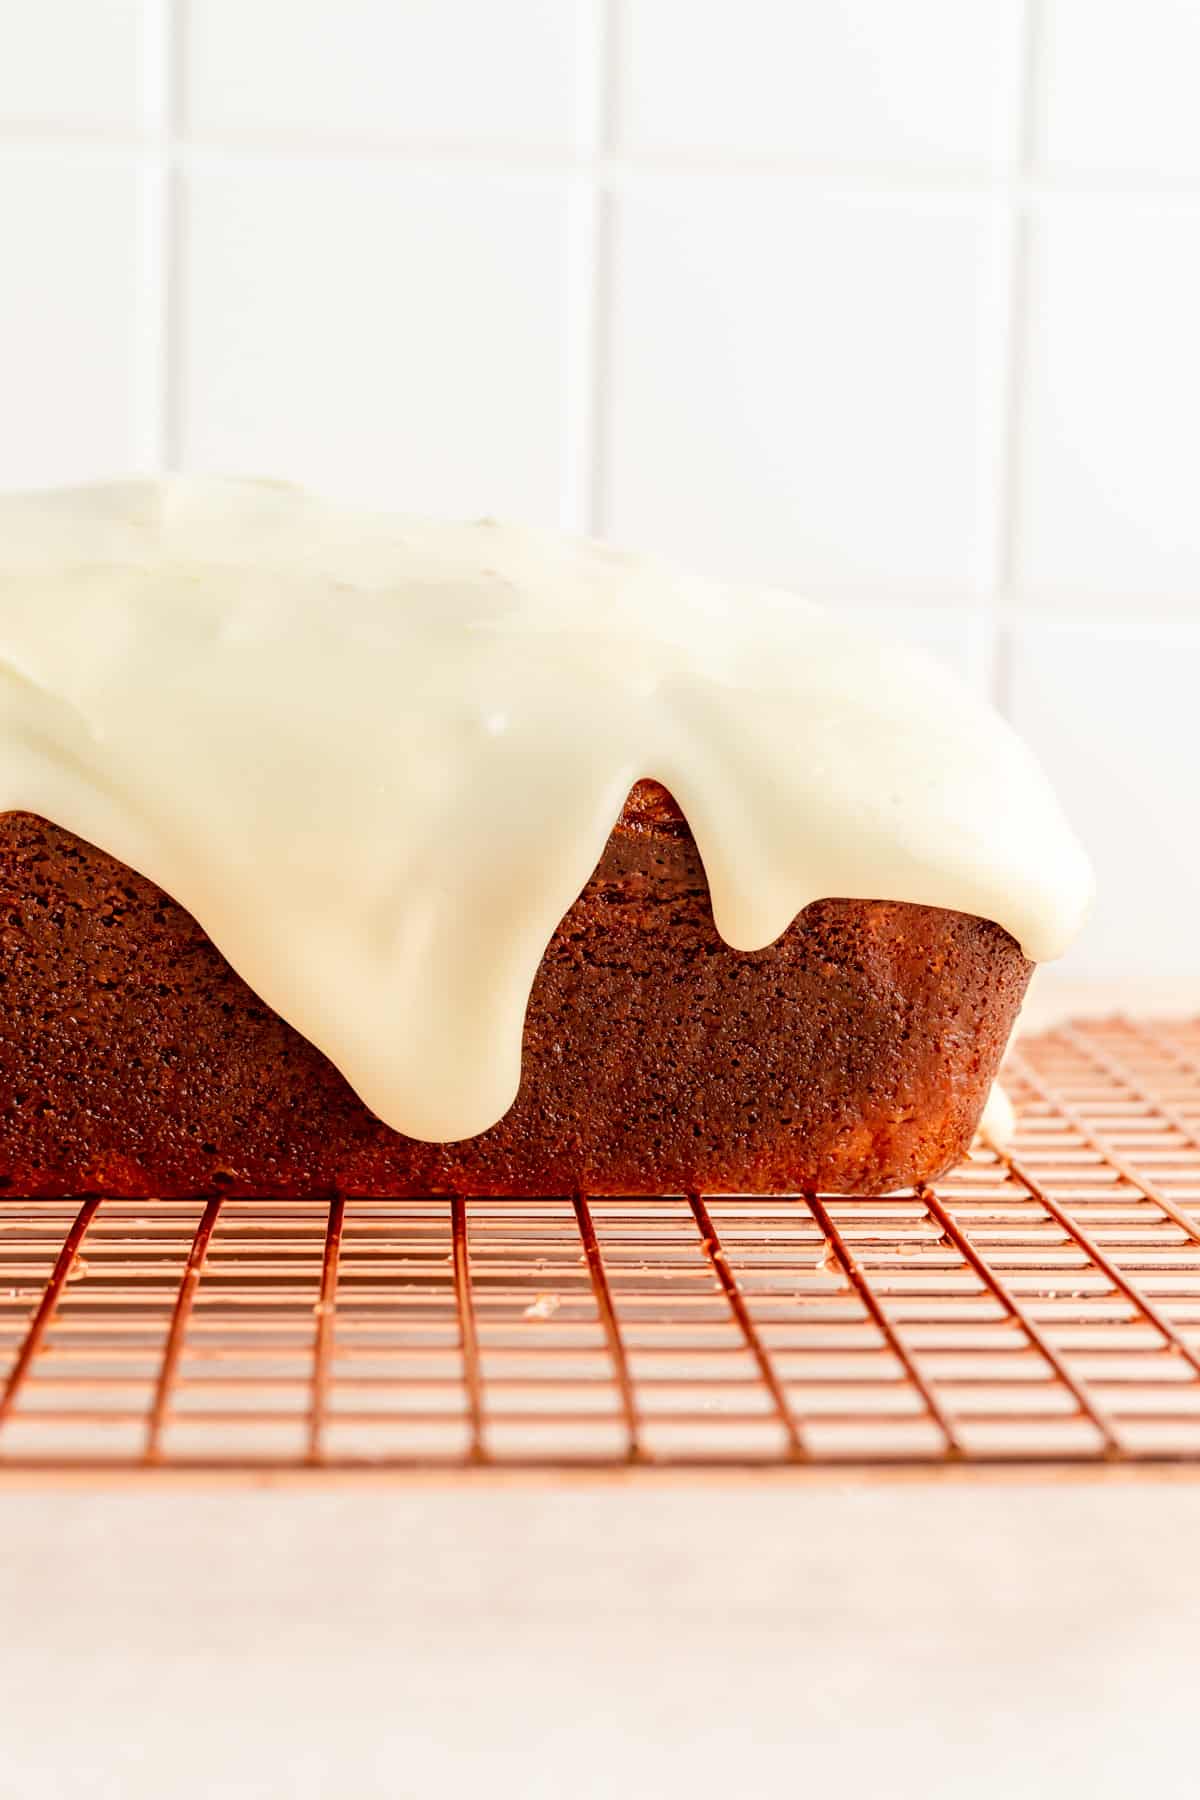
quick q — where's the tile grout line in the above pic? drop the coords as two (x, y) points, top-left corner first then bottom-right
(163, 0), (184, 470)
(583, 0), (621, 538)
(964, 3), (1023, 696)
(989, 0), (1044, 717)
(4, 130), (1200, 204)
(133, 0), (177, 473)
(558, 0), (608, 535)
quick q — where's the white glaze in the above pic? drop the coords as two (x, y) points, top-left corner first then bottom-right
(0, 478), (1093, 1141)
(979, 1083), (1016, 1153)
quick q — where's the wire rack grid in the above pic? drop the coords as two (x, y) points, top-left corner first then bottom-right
(4, 1016), (1200, 1472)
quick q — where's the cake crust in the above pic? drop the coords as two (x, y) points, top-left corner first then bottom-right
(0, 794), (1031, 1196)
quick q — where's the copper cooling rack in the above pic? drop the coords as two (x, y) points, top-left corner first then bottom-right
(3, 1016), (1200, 1471)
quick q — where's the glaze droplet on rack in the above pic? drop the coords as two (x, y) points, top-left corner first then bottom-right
(0, 479), (1093, 1141)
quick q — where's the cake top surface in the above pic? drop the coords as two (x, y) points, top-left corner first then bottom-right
(0, 477), (1092, 1140)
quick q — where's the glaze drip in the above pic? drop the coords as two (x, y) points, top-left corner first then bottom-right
(0, 479), (1092, 1140)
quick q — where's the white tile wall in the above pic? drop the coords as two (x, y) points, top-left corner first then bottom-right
(1016, 200), (1200, 600)
(0, 155), (148, 485)
(1009, 618), (1200, 980)
(0, 0), (145, 129)
(0, 0), (1197, 980)
(183, 0), (587, 148)
(1035, 0), (1200, 178)
(606, 187), (997, 591)
(618, 0), (1025, 169)
(180, 164), (572, 520)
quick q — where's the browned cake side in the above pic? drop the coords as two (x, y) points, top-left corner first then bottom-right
(0, 792), (1031, 1197)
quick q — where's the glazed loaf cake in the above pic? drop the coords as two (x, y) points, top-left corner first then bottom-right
(0, 479), (1090, 1199)
(0, 790), (1030, 1198)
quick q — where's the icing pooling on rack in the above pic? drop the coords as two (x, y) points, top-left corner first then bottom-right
(0, 478), (1092, 1141)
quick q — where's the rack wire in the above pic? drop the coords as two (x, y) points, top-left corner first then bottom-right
(3, 1016), (1200, 1471)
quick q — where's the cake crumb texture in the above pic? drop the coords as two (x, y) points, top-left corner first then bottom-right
(0, 792), (1031, 1197)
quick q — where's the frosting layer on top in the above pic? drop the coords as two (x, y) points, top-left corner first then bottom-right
(0, 478), (1092, 1140)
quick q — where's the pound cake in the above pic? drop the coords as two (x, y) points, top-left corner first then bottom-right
(0, 479), (1092, 1197)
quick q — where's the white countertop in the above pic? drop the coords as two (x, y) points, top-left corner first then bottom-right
(2, 1470), (1199, 1798)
